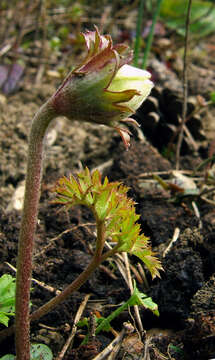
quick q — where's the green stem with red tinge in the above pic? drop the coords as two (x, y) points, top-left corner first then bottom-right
(15, 98), (56, 360)
(30, 245), (119, 323)
(30, 220), (107, 322)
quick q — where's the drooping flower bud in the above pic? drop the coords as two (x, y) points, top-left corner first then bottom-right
(52, 26), (153, 148)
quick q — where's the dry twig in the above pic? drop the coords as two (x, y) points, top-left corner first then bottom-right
(5, 262), (61, 295)
(162, 228), (180, 258)
(92, 327), (126, 360)
(56, 293), (91, 360)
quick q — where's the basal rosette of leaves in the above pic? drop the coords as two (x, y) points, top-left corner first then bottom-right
(52, 26), (153, 148)
(55, 167), (162, 279)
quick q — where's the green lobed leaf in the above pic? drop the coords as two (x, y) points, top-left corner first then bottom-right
(91, 169), (102, 186)
(0, 275), (16, 298)
(132, 248), (163, 279)
(0, 313), (11, 327)
(30, 344), (53, 360)
(59, 175), (82, 199)
(0, 275), (16, 327)
(55, 167), (162, 279)
(130, 282), (159, 316)
(78, 167), (92, 193)
(94, 189), (112, 220)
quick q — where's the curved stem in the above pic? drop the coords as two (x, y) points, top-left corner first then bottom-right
(0, 245), (120, 343)
(30, 243), (120, 323)
(15, 98), (56, 360)
(30, 220), (106, 322)
(30, 251), (102, 322)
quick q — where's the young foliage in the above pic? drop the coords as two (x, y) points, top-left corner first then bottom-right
(55, 167), (162, 279)
(0, 275), (16, 327)
(78, 281), (159, 344)
(95, 281), (159, 335)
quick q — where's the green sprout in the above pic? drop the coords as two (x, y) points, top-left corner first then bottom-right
(95, 281), (159, 335)
(78, 281), (159, 344)
(54, 167), (162, 279)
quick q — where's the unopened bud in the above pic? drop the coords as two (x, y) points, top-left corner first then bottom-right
(52, 26), (153, 148)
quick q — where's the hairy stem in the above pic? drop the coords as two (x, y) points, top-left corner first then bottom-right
(15, 98), (56, 360)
